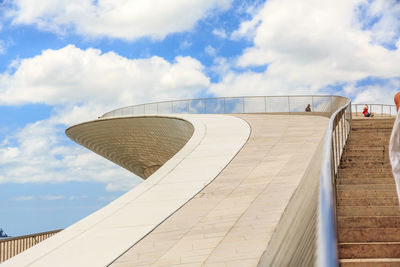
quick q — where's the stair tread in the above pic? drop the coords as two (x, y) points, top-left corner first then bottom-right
(340, 242), (400, 245)
(340, 258), (400, 262)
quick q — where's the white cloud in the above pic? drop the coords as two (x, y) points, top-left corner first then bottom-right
(212, 28), (227, 39)
(69, 195), (88, 200)
(12, 195), (66, 201)
(205, 45), (216, 57)
(105, 179), (139, 192)
(351, 79), (400, 104)
(210, 0), (400, 101)
(9, 0), (232, 40)
(0, 45), (210, 187)
(0, 45), (210, 111)
(358, 0), (400, 47)
(180, 40), (192, 50)
(1, 147), (19, 161)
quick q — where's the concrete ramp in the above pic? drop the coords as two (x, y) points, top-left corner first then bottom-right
(111, 114), (329, 266)
(2, 114), (329, 267)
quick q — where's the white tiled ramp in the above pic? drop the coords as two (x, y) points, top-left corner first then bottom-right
(0, 114), (250, 267)
(110, 114), (329, 267)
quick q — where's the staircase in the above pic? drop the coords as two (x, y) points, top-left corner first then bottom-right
(337, 118), (400, 266)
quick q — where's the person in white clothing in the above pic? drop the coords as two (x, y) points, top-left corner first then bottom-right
(389, 92), (400, 204)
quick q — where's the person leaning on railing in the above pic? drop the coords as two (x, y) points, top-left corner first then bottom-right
(389, 92), (400, 204)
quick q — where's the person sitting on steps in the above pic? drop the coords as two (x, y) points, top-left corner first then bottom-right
(363, 104), (374, 117)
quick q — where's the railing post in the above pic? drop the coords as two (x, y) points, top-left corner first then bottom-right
(264, 96), (267, 112)
(224, 98), (226, 113)
(341, 110), (345, 155)
(312, 96), (314, 112)
(339, 112), (342, 158)
(335, 116), (340, 176)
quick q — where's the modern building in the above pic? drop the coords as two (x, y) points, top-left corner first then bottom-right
(1, 96), (398, 266)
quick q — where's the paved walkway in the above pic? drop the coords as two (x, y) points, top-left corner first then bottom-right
(111, 114), (329, 267)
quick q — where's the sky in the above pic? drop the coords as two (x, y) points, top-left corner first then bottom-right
(1, 0), (400, 236)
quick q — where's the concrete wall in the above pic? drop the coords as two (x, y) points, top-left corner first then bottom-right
(257, 137), (324, 266)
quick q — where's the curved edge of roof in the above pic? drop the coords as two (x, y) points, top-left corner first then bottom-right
(2, 114), (251, 267)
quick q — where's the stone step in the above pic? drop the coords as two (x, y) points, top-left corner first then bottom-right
(350, 126), (392, 128)
(347, 139), (390, 143)
(337, 197), (398, 206)
(342, 154), (389, 160)
(339, 168), (393, 175)
(340, 160), (390, 164)
(339, 170), (393, 176)
(337, 178), (394, 185)
(349, 129), (392, 133)
(349, 124), (392, 129)
(352, 121), (394, 125)
(352, 120), (394, 123)
(349, 131), (392, 135)
(350, 127), (393, 131)
(340, 258), (400, 266)
(341, 155), (388, 160)
(343, 151), (388, 156)
(348, 131), (392, 135)
(338, 190), (397, 199)
(352, 122), (394, 127)
(338, 171), (393, 178)
(339, 242), (400, 259)
(339, 164), (391, 169)
(338, 228), (400, 242)
(338, 184), (396, 191)
(345, 145), (388, 149)
(337, 206), (400, 216)
(338, 216), (400, 228)
(352, 120), (394, 122)
(341, 154), (389, 159)
(346, 141), (389, 145)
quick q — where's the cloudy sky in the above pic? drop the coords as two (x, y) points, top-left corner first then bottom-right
(1, 0), (400, 236)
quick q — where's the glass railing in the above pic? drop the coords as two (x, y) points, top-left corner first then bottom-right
(352, 104), (396, 117)
(101, 95), (349, 118)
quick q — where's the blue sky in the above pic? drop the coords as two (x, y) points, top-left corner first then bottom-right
(1, 0), (400, 236)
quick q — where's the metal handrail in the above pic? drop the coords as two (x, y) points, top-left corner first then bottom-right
(101, 95), (349, 118)
(352, 103), (396, 117)
(318, 99), (352, 267)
